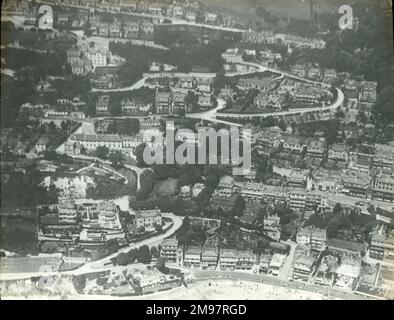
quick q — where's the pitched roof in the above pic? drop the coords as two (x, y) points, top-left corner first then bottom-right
(70, 134), (122, 143)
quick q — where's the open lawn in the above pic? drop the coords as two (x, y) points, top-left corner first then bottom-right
(0, 216), (39, 255)
(85, 173), (137, 200)
(151, 178), (178, 197)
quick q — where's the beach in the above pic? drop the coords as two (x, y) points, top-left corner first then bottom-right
(133, 279), (338, 300)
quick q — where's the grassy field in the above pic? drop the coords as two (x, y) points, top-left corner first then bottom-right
(86, 174), (137, 200)
(152, 178), (178, 197)
(0, 215), (39, 255)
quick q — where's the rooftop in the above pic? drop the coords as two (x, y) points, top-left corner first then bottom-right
(294, 254), (315, 268)
(327, 238), (366, 253)
(330, 143), (349, 153)
(185, 246), (201, 255)
(236, 250), (255, 259)
(70, 134), (122, 143)
(220, 249), (237, 258)
(135, 209), (161, 219)
(162, 238), (178, 247)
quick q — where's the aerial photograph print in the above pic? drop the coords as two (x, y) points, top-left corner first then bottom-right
(0, 0), (393, 305)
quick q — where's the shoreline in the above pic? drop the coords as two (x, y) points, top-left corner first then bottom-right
(2, 278), (340, 300)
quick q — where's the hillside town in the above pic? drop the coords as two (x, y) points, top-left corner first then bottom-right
(1, 0), (393, 301)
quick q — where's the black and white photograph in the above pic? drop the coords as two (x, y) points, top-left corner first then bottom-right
(0, 0), (393, 305)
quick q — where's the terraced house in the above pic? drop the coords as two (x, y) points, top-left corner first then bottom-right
(184, 246), (202, 268)
(373, 173), (394, 202)
(160, 238), (179, 262)
(134, 209), (162, 230)
(219, 249), (237, 271)
(328, 143), (349, 163)
(306, 139), (326, 161)
(201, 246), (219, 269)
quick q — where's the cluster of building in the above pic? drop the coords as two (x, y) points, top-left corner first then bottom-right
(66, 130), (160, 158)
(369, 226), (394, 260)
(70, 0), (237, 27)
(37, 200), (125, 244)
(277, 78), (329, 105)
(155, 89), (191, 115)
(241, 31), (326, 50)
(292, 227), (370, 288)
(64, 116), (163, 158)
(160, 238), (288, 273)
(211, 170), (393, 225)
(11, 0), (240, 29)
(160, 230), (370, 290)
(120, 97), (152, 115)
(88, 16), (154, 40)
(67, 44), (111, 75)
(153, 74), (214, 110)
(210, 175), (323, 213)
(290, 63), (336, 83)
(38, 198), (167, 245)
(343, 79), (378, 103)
(92, 75), (213, 116)
(134, 209), (162, 231)
(237, 76), (277, 92)
(231, 75), (329, 113)
(348, 143), (394, 174)
(252, 128), (394, 201)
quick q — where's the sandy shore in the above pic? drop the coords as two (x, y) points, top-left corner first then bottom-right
(2, 279), (337, 300)
(134, 279), (335, 300)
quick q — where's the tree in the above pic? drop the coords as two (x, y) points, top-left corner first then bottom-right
(137, 245), (152, 264)
(195, 187), (213, 207)
(233, 195), (245, 216)
(242, 52), (254, 62)
(374, 85), (394, 124)
(95, 146), (109, 159)
(284, 91), (292, 104)
(137, 169), (155, 200)
(261, 116), (275, 128)
(333, 203), (342, 215)
(96, 277), (108, 286)
(357, 110), (368, 126)
(278, 119), (287, 132)
(326, 215), (343, 239)
(335, 110), (345, 119)
(73, 275), (86, 293)
(152, 164), (171, 180)
(124, 118), (140, 136)
(135, 143), (147, 167)
(60, 120), (68, 132)
(48, 121), (57, 134)
(116, 252), (129, 266)
(150, 246), (159, 259)
(279, 214), (291, 226)
(304, 213), (327, 229)
(156, 257), (170, 274)
(127, 248), (138, 263)
(254, 238), (270, 255)
(108, 150), (124, 169)
(280, 225), (293, 241)
(109, 96), (121, 116)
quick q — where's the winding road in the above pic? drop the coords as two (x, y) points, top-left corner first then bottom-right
(75, 212), (184, 274)
(215, 87), (343, 119)
(66, 153), (147, 190)
(0, 212), (184, 281)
